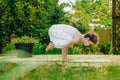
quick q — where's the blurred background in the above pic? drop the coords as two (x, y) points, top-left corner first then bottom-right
(0, 0), (112, 55)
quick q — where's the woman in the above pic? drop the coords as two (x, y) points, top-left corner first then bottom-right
(46, 24), (99, 60)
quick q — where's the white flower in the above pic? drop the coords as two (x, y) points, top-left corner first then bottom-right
(95, 24), (100, 27)
(92, 19), (100, 22)
(89, 23), (95, 27)
(89, 23), (95, 30)
(100, 25), (105, 28)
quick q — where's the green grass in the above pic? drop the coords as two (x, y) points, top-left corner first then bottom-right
(0, 62), (120, 80)
(18, 63), (120, 80)
(0, 62), (17, 75)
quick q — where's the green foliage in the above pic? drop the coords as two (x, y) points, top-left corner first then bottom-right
(83, 43), (101, 54)
(2, 42), (112, 55)
(33, 43), (61, 55)
(39, 28), (50, 44)
(69, 43), (99, 54)
(0, 0), (67, 52)
(2, 43), (15, 54)
(33, 43), (99, 55)
(0, 0), (112, 54)
(11, 36), (38, 44)
(69, 46), (82, 54)
(68, 0), (112, 33)
(33, 43), (47, 55)
(47, 48), (61, 54)
(82, 45), (100, 54)
(98, 41), (112, 54)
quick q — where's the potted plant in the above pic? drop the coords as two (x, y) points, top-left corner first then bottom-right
(11, 36), (38, 58)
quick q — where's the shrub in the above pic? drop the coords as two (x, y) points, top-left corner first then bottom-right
(69, 46), (82, 54)
(81, 45), (100, 54)
(47, 48), (61, 54)
(33, 43), (61, 54)
(2, 43), (15, 54)
(69, 43), (99, 54)
(33, 43), (47, 55)
(98, 41), (112, 54)
(33, 42), (100, 55)
(11, 36), (38, 44)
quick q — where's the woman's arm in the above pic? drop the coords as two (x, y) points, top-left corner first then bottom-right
(64, 31), (82, 48)
(61, 32), (82, 60)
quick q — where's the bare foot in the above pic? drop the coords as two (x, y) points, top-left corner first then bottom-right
(45, 48), (48, 51)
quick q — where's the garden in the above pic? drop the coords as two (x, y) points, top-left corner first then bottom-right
(0, 0), (112, 55)
(1, 0), (118, 80)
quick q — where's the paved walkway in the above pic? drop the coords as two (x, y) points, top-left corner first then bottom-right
(1, 55), (120, 67)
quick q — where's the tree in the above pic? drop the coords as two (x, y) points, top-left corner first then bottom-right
(0, 0), (68, 53)
(66, 0), (112, 33)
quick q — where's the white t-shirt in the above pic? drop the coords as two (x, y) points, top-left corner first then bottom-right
(48, 24), (79, 48)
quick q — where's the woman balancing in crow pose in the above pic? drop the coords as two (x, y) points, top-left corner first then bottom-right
(46, 24), (99, 60)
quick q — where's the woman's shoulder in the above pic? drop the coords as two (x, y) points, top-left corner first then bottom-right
(74, 31), (82, 36)
(74, 31), (83, 39)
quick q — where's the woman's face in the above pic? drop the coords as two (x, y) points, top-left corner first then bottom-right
(83, 38), (93, 46)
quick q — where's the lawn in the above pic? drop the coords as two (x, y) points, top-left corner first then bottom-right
(0, 62), (120, 80)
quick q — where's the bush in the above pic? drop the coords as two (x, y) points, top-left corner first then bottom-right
(33, 43), (100, 55)
(33, 43), (47, 55)
(33, 43), (61, 54)
(69, 46), (82, 54)
(47, 48), (61, 54)
(11, 36), (38, 44)
(81, 45), (100, 54)
(98, 41), (112, 54)
(69, 43), (99, 54)
(2, 42), (111, 55)
(2, 43), (15, 54)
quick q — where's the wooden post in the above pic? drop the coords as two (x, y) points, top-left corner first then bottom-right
(112, 0), (120, 54)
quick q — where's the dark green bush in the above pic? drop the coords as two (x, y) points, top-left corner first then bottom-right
(69, 43), (99, 54)
(33, 43), (100, 55)
(47, 48), (61, 54)
(33, 43), (47, 55)
(33, 43), (61, 54)
(98, 41), (112, 54)
(2, 43), (15, 54)
(33, 41), (112, 55)
(81, 45), (100, 54)
(2, 42), (105, 55)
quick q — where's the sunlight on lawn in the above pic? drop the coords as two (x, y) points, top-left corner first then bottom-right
(0, 62), (120, 80)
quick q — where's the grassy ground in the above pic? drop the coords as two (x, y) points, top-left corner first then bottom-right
(18, 63), (120, 80)
(0, 62), (17, 75)
(0, 62), (120, 80)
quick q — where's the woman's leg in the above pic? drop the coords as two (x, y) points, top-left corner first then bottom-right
(46, 42), (54, 51)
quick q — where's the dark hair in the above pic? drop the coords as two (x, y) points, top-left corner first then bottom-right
(84, 33), (99, 45)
